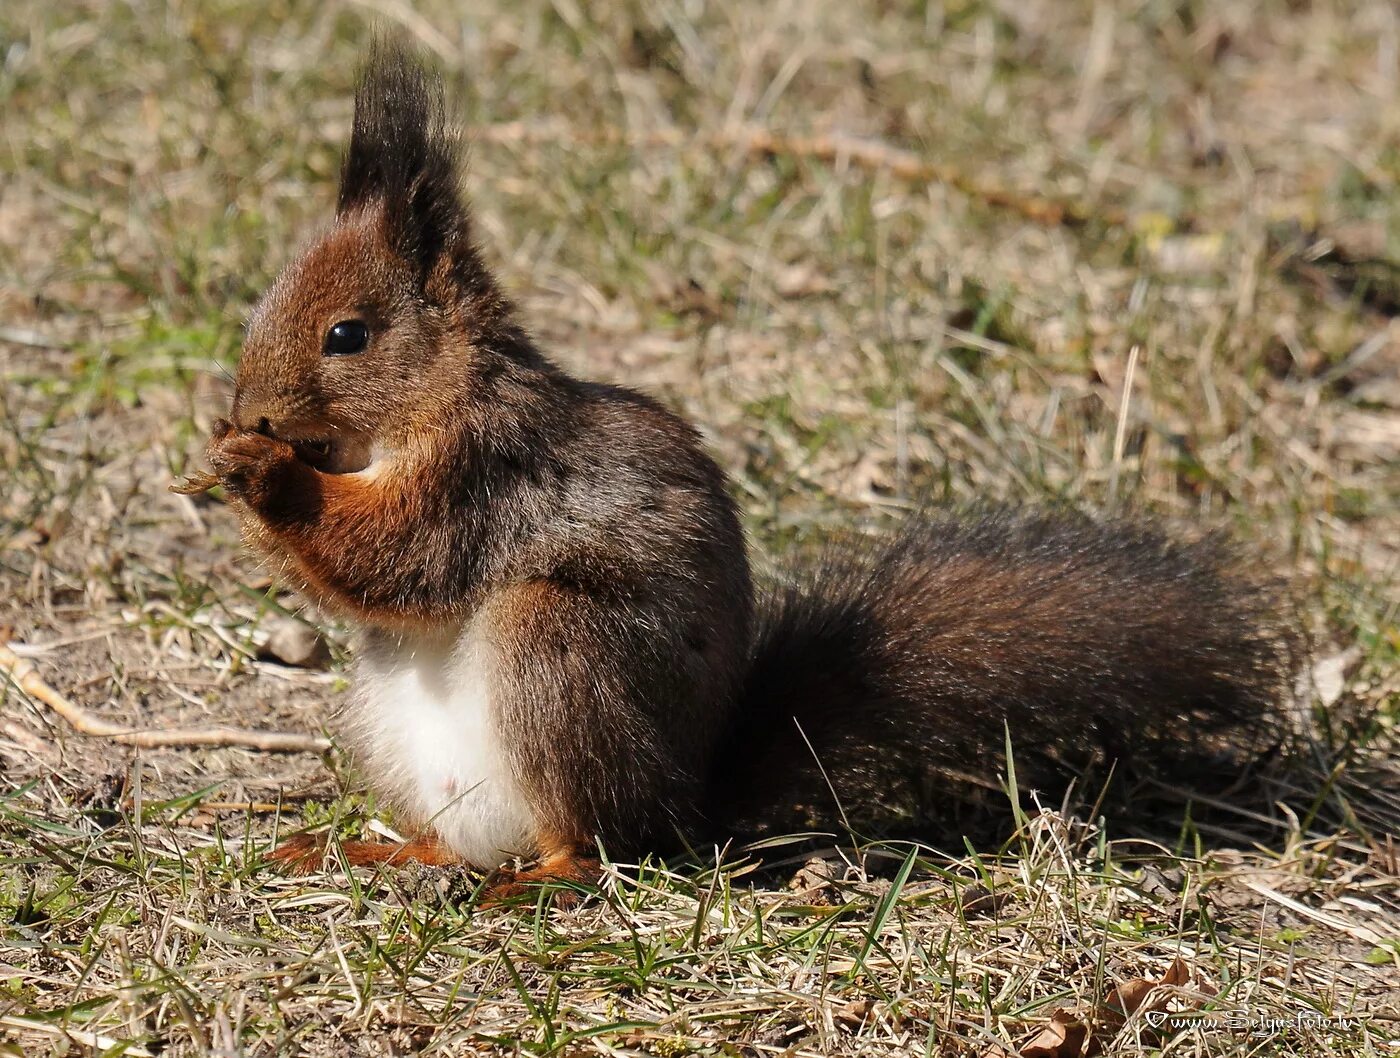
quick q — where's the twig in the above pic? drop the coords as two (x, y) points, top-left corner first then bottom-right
(1241, 879), (1386, 947)
(475, 121), (1130, 229)
(0, 324), (70, 350)
(0, 1016), (153, 1058)
(1108, 343), (1141, 504)
(0, 642), (330, 753)
(196, 801), (291, 813)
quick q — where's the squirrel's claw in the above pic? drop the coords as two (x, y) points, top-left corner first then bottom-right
(206, 426), (297, 503)
(478, 853), (599, 908)
(479, 867), (579, 909)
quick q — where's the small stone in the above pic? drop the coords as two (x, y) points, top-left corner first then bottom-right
(258, 618), (331, 669)
(1312, 647), (1362, 708)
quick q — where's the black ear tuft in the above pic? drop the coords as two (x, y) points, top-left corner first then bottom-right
(338, 39), (465, 273)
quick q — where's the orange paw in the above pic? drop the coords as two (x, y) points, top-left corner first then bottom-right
(206, 420), (297, 504)
(479, 854), (599, 908)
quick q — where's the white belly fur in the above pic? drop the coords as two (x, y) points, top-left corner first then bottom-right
(348, 612), (537, 868)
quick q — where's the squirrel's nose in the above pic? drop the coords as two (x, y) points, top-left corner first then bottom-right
(229, 400), (261, 434)
(230, 386), (290, 435)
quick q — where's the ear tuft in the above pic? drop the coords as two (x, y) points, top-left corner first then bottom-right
(338, 39), (465, 273)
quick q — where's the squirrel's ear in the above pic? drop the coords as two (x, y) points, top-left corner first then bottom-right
(338, 40), (466, 276)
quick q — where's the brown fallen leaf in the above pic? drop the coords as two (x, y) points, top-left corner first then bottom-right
(1021, 958), (1197, 1057)
(1092, 957), (1193, 1052)
(1104, 957), (1189, 1024)
(977, 1043), (1020, 1058)
(833, 998), (875, 1030)
(958, 881), (1010, 917)
(1020, 1008), (1089, 1058)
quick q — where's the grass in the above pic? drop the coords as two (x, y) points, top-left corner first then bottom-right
(1, 0), (1398, 1054)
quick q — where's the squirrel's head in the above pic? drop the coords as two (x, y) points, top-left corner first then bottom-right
(230, 42), (505, 472)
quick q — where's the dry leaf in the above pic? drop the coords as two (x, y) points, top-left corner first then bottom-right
(1100, 977), (1154, 1030)
(1097, 958), (1192, 1043)
(958, 882), (1009, 917)
(833, 998), (875, 1030)
(1020, 1008), (1089, 1057)
(1160, 958), (1189, 987)
(1023, 959), (1195, 1057)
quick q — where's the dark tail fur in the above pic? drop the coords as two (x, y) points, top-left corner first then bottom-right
(706, 509), (1300, 842)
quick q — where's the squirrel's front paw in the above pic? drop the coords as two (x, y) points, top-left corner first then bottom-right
(206, 420), (297, 505)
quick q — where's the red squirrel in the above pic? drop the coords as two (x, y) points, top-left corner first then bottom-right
(196, 43), (1297, 901)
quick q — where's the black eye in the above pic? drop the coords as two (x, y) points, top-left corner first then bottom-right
(323, 319), (369, 357)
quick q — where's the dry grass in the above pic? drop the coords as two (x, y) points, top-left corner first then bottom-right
(1, 1), (1397, 1054)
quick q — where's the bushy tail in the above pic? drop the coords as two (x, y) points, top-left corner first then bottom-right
(705, 509), (1300, 842)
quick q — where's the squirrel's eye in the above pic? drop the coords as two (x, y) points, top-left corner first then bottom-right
(323, 319), (369, 357)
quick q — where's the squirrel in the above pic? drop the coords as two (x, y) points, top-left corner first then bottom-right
(193, 42), (1298, 902)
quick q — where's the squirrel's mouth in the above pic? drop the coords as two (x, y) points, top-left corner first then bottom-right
(289, 433), (373, 474)
(292, 437), (334, 470)
(255, 418), (373, 474)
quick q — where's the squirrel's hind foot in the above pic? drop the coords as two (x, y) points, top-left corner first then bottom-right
(480, 850), (600, 908)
